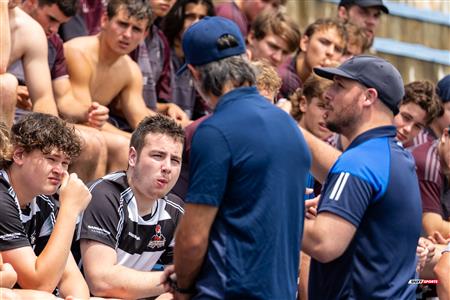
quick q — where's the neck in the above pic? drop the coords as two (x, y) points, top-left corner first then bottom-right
(296, 53), (312, 83)
(429, 121), (442, 138)
(97, 34), (122, 65)
(7, 166), (35, 207)
(126, 170), (157, 217)
(343, 108), (393, 145)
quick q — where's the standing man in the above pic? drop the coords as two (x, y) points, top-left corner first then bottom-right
(337, 0), (389, 49)
(302, 56), (421, 299)
(79, 115), (185, 299)
(164, 16), (311, 299)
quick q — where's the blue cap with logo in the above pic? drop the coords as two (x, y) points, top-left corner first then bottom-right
(176, 16), (246, 75)
(437, 75), (450, 103)
(314, 55), (404, 115)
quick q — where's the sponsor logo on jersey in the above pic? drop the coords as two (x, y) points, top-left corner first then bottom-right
(148, 225), (166, 249)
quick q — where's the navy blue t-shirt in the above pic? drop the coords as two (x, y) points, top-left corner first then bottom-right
(187, 86), (311, 299)
(309, 126), (421, 300)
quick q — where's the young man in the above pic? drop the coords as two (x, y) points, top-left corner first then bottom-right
(247, 10), (300, 68)
(278, 18), (346, 99)
(79, 114), (185, 299)
(0, 0), (57, 128)
(337, 0), (389, 49)
(163, 16), (311, 299)
(302, 56), (421, 299)
(0, 113), (91, 298)
(64, 0), (188, 138)
(412, 75), (450, 237)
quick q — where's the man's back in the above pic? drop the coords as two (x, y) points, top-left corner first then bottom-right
(309, 126), (421, 299)
(187, 86), (311, 299)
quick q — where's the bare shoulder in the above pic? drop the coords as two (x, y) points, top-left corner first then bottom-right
(121, 55), (143, 79)
(64, 35), (98, 55)
(9, 7), (46, 62)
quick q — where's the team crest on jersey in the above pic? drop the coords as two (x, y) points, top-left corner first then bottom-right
(148, 224), (166, 248)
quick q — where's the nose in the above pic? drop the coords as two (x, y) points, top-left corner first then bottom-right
(123, 26), (132, 38)
(161, 158), (172, 174)
(271, 50), (283, 66)
(365, 16), (377, 29)
(49, 23), (59, 35)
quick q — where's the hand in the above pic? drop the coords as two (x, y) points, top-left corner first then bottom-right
(86, 102), (109, 129)
(166, 104), (191, 128)
(16, 85), (32, 110)
(439, 128), (450, 175)
(416, 237), (430, 273)
(305, 195), (320, 220)
(59, 172), (91, 215)
(160, 265), (176, 294)
(428, 231), (450, 245)
(0, 262), (18, 288)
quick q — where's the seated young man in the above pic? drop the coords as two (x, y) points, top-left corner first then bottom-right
(79, 114), (185, 299)
(64, 0), (189, 137)
(0, 113), (91, 298)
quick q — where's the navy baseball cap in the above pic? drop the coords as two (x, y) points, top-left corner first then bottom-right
(314, 55), (404, 115)
(437, 75), (450, 103)
(176, 16), (246, 75)
(339, 0), (389, 14)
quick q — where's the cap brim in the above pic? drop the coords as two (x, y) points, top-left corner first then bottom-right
(313, 67), (358, 81)
(176, 63), (188, 76)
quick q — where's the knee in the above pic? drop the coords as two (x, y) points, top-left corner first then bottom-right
(0, 73), (18, 99)
(78, 128), (107, 157)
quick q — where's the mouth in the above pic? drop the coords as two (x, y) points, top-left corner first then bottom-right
(156, 178), (169, 188)
(118, 41), (130, 49)
(48, 177), (61, 185)
(318, 122), (329, 131)
(396, 131), (407, 142)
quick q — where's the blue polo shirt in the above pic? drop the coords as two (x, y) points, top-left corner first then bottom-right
(187, 86), (311, 299)
(309, 126), (421, 300)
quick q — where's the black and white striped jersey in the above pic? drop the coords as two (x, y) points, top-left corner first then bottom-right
(0, 169), (57, 255)
(79, 171), (184, 270)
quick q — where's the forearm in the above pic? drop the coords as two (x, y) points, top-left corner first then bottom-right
(0, 2), (10, 73)
(32, 208), (79, 291)
(57, 254), (89, 299)
(299, 126), (340, 183)
(57, 96), (89, 124)
(88, 265), (164, 299)
(174, 235), (208, 290)
(32, 96), (58, 116)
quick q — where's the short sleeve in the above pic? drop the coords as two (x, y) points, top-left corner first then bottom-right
(318, 172), (374, 227)
(79, 185), (121, 249)
(0, 192), (30, 251)
(186, 125), (231, 207)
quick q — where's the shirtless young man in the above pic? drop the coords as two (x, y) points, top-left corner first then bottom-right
(64, 0), (189, 138)
(0, 0), (57, 128)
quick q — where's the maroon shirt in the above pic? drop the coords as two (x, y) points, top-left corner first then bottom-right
(215, 1), (249, 38)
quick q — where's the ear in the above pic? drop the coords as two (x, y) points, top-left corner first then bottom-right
(338, 6), (349, 20)
(299, 95), (308, 113)
(187, 64), (200, 81)
(128, 146), (138, 168)
(300, 35), (309, 52)
(12, 147), (26, 166)
(363, 88), (378, 107)
(100, 12), (109, 29)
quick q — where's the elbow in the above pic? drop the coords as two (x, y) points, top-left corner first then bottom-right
(309, 243), (343, 263)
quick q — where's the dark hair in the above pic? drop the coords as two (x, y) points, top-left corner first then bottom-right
(304, 18), (347, 43)
(402, 80), (442, 123)
(130, 114), (185, 155)
(0, 122), (12, 169)
(251, 10), (300, 54)
(38, 0), (77, 17)
(161, 0), (215, 47)
(107, 0), (152, 23)
(11, 113), (81, 159)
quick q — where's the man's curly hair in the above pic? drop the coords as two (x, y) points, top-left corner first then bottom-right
(11, 113), (81, 159)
